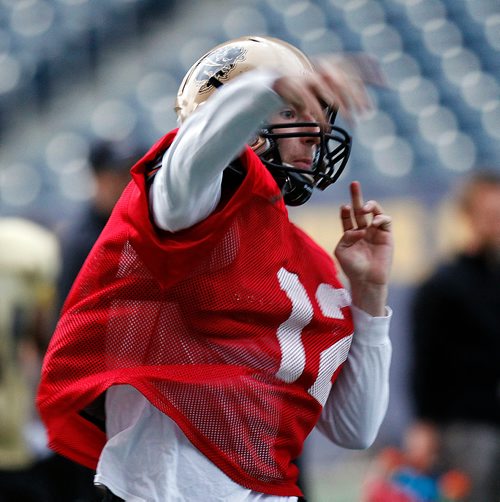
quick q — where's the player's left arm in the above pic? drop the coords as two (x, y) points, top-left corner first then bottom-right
(316, 181), (393, 447)
(316, 305), (392, 448)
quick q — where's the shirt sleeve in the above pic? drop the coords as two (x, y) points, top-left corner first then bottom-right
(150, 71), (283, 232)
(315, 305), (392, 449)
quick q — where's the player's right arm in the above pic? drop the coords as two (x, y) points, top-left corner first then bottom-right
(149, 71), (282, 232)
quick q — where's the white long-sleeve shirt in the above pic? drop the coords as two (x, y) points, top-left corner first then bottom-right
(95, 71), (392, 502)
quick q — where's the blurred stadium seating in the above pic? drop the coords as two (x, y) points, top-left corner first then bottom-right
(0, 0), (498, 225)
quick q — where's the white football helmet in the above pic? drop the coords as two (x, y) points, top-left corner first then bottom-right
(175, 36), (351, 206)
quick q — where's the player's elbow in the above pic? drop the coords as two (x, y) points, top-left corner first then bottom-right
(317, 415), (382, 450)
(337, 429), (378, 450)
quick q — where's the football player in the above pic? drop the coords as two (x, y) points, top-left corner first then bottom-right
(38, 36), (393, 501)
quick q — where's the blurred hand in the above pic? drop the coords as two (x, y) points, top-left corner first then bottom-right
(272, 53), (384, 123)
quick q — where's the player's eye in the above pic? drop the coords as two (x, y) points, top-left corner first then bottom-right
(279, 108), (297, 121)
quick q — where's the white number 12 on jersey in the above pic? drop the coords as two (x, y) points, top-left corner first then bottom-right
(275, 267), (353, 406)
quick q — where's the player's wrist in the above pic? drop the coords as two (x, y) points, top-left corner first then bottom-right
(350, 282), (388, 317)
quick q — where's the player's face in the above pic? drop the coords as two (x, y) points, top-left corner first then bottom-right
(468, 184), (500, 253)
(269, 106), (323, 170)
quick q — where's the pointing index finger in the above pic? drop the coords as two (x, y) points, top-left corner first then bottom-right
(350, 181), (368, 228)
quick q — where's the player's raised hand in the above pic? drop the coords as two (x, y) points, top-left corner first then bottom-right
(334, 181), (393, 315)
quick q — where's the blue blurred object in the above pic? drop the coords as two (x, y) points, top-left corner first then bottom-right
(392, 468), (440, 502)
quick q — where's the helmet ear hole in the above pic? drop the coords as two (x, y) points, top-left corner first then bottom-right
(250, 136), (270, 156)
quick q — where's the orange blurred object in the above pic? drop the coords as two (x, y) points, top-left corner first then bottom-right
(439, 470), (471, 500)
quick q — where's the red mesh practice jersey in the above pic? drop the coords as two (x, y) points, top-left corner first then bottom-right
(37, 130), (354, 497)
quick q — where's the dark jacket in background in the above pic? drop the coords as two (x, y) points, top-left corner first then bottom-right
(411, 253), (500, 426)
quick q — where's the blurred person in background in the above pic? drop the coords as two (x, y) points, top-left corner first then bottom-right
(410, 169), (500, 502)
(51, 139), (144, 499)
(362, 421), (471, 501)
(0, 218), (58, 501)
(57, 140), (143, 307)
(37, 36), (394, 501)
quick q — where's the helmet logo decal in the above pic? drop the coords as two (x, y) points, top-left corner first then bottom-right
(195, 46), (247, 93)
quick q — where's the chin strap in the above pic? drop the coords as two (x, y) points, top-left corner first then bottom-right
(282, 172), (314, 206)
(271, 170), (313, 206)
